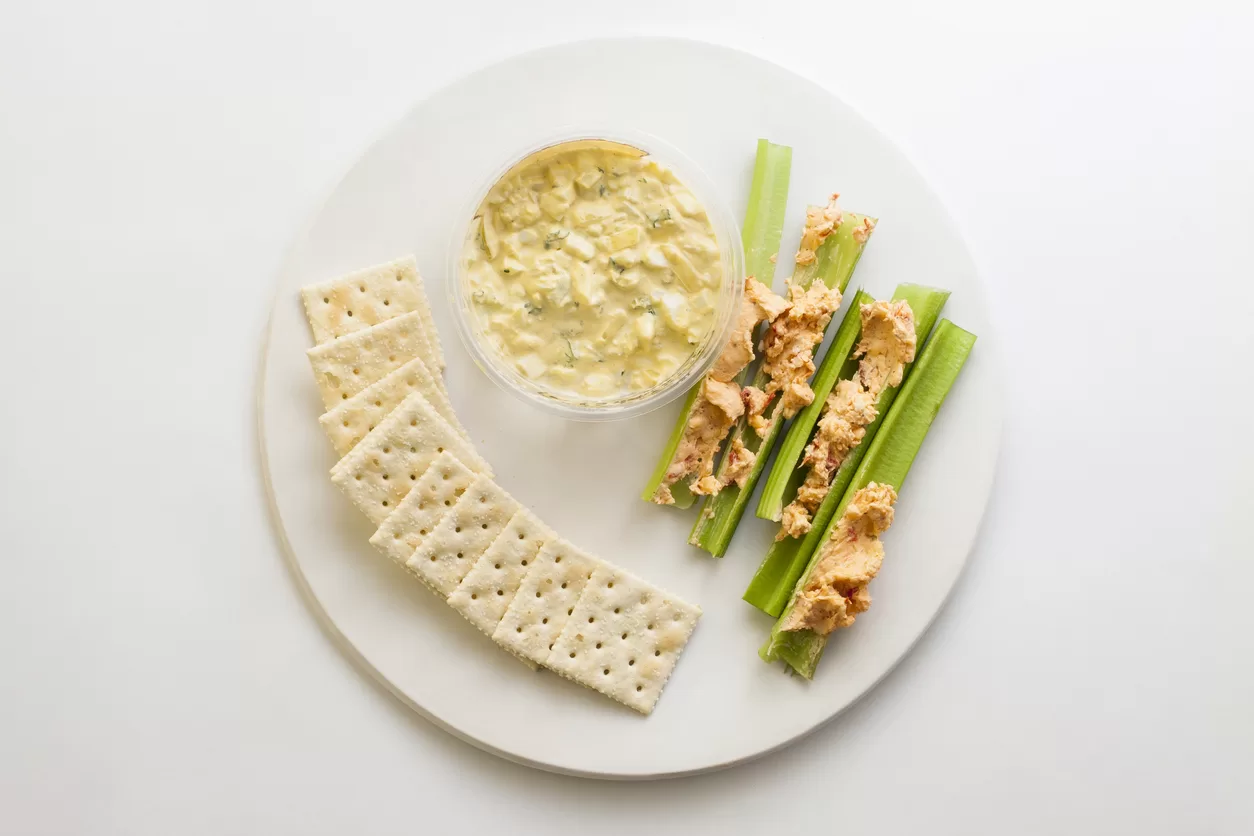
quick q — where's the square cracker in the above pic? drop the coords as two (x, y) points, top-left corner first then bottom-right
(330, 392), (489, 525)
(545, 566), (701, 715)
(406, 476), (519, 597)
(307, 312), (436, 411)
(492, 541), (601, 667)
(319, 356), (466, 457)
(368, 451), (477, 565)
(447, 510), (551, 636)
(300, 255), (444, 369)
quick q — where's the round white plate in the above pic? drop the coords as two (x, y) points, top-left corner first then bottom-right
(259, 37), (1002, 779)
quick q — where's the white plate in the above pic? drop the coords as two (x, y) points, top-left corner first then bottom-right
(259, 37), (1002, 778)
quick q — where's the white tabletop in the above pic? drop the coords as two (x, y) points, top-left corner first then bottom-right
(1, 1), (1250, 833)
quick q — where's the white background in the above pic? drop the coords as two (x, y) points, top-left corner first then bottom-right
(1, 1), (1250, 833)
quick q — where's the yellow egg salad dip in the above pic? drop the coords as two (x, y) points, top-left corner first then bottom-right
(463, 140), (724, 400)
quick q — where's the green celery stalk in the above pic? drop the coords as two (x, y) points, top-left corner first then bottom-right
(761, 320), (977, 678)
(741, 139), (795, 284)
(756, 290), (872, 523)
(743, 284), (950, 616)
(638, 385), (700, 507)
(640, 139), (792, 508)
(687, 213), (876, 556)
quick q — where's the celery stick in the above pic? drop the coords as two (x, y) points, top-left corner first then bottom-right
(741, 139), (794, 284)
(756, 290), (872, 523)
(688, 213), (875, 556)
(743, 284), (950, 615)
(761, 320), (977, 678)
(640, 140), (792, 507)
(638, 384), (700, 508)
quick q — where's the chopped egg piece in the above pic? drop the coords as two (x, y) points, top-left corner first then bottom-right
(610, 225), (641, 251)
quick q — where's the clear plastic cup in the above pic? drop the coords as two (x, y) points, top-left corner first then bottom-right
(446, 128), (744, 422)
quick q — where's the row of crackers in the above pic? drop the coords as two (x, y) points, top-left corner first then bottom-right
(298, 256), (700, 714)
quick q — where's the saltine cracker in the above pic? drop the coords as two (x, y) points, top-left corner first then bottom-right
(300, 255), (444, 369)
(319, 356), (465, 456)
(546, 566), (700, 714)
(330, 392), (488, 525)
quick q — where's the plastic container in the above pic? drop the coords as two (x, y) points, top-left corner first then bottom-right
(446, 128), (744, 422)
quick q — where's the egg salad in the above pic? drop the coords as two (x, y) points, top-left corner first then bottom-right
(463, 141), (724, 400)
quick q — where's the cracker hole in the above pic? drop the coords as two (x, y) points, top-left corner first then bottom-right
(641, 594), (650, 604)
(481, 523), (488, 530)
(382, 500), (389, 507)
(410, 474), (416, 481)
(621, 632), (628, 640)
(442, 473), (449, 480)
(322, 297), (329, 303)
(374, 400), (382, 407)
(602, 669), (609, 676)
(521, 560), (528, 567)
(354, 474), (361, 481)
(429, 555), (436, 562)
(457, 552), (463, 559)
(358, 285), (365, 292)
(341, 393), (348, 400)
(636, 685), (643, 692)
(517, 533), (524, 540)
(381, 474), (389, 480)
(383, 299), (390, 306)
(392, 532), (400, 540)
(541, 617), (548, 624)
(347, 310), (353, 317)
(342, 420), (349, 427)
(628, 658), (635, 666)
(497, 590), (504, 596)
(614, 608), (620, 614)
(454, 526), (462, 533)
(418, 502), (426, 510)
(419, 529), (427, 536)
(406, 378), (415, 386)
(595, 642), (602, 649)
(352, 368), (360, 375)
(535, 591), (542, 598)
(516, 627), (522, 633)
(382, 447), (390, 454)
(388, 355), (396, 362)
(470, 593), (477, 600)
(560, 582), (567, 589)
(568, 652), (576, 658)
(654, 650), (661, 657)
(647, 624), (654, 630)
(673, 613), (681, 621)
(437, 446), (445, 453)
(494, 563), (501, 570)
(588, 617), (595, 624)
(444, 500), (451, 506)
(567, 608), (573, 616)
(608, 582), (614, 589)
(410, 420), (417, 427)
(555, 556), (562, 563)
